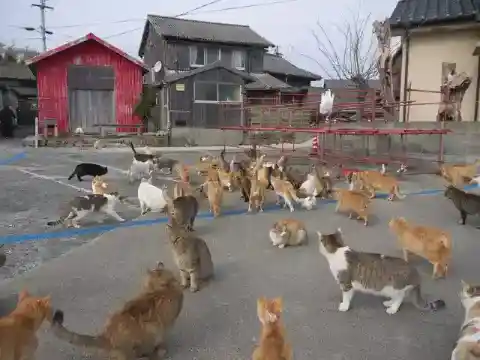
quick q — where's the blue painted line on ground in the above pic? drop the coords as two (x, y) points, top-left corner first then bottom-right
(0, 152), (27, 166)
(0, 184), (478, 245)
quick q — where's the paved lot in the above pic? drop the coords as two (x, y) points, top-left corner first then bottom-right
(0, 145), (477, 359)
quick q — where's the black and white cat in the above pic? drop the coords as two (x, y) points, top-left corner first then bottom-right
(68, 163), (108, 181)
(47, 193), (125, 228)
(318, 228), (445, 315)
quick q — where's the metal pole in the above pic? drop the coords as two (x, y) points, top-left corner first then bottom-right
(31, 0), (53, 52)
(34, 117), (39, 148)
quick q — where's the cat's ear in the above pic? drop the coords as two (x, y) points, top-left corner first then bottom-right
(18, 290), (29, 302)
(271, 297), (283, 313)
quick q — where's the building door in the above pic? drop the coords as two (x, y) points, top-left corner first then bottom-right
(67, 65), (115, 133)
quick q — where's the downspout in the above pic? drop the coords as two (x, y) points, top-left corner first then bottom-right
(402, 27), (410, 123)
(473, 55), (480, 122)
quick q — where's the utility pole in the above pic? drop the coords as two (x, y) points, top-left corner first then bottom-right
(25, 0), (54, 51)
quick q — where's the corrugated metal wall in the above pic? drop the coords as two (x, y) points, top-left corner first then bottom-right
(36, 40), (144, 133)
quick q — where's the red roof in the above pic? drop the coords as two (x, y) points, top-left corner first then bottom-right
(26, 33), (148, 71)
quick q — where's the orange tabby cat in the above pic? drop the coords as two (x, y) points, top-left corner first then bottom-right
(270, 174), (315, 212)
(92, 176), (116, 195)
(0, 290), (53, 360)
(252, 297), (292, 360)
(248, 154), (268, 212)
(333, 188), (371, 226)
(441, 160), (480, 186)
(389, 217), (451, 279)
(350, 170), (405, 201)
(204, 168), (224, 217)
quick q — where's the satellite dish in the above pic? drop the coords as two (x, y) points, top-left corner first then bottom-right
(153, 61), (163, 73)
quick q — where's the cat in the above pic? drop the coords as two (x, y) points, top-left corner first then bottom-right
(165, 223), (214, 292)
(451, 281), (480, 359)
(300, 165), (332, 199)
(173, 181), (192, 199)
(252, 297), (292, 360)
(51, 262), (183, 360)
(217, 169), (234, 191)
(201, 169), (224, 218)
(444, 185), (480, 225)
(388, 217), (451, 279)
(47, 193), (125, 228)
(441, 159), (480, 186)
(232, 167), (251, 203)
(173, 162), (190, 183)
(129, 141), (156, 163)
(167, 195), (199, 232)
(0, 244), (5, 268)
(156, 157), (179, 175)
(137, 174), (169, 215)
(218, 149), (230, 172)
(68, 163), (108, 181)
(269, 219), (308, 248)
(248, 154), (268, 212)
(333, 188), (371, 226)
(91, 176), (117, 195)
(0, 290), (54, 360)
(270, 174), (316, 212)
(128, 159), (154, 183)
(348, 170), (406, 201)
(317, 228), (445, 314)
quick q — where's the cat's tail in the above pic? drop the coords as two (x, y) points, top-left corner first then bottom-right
(411, 285), (445, 311)
(51, 310), (109, 349)
(129, 141), (137, 156)
(67, 167), (77, 180)
(46, 216), (67, 227)
(394, 185), (406, 199)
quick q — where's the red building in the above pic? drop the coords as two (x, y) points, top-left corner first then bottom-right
(27, 33), (149, 134)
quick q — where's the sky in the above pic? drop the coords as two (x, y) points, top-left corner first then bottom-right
(1, 0), (398, 81)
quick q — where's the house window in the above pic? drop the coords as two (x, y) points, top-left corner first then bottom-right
(206, 48), (221, 64)
(194, 81), (242, 103)
(232, 50), (246, 70)
(190, 45), (206, 67)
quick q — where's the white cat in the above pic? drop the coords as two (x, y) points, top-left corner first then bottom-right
(128, 159), (154, 183)
(300, 173), (316, 196)
(137, 174), (169, 215)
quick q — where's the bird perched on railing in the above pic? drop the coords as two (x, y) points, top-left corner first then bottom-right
(319, 89), (335, 123)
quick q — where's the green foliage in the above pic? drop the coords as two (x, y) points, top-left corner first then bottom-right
(134, 86), (156, 119)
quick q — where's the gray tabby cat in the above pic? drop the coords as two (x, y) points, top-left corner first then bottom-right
(451, 281), (480, 360)
(47, 193), (125, 228)
(165, 223), (214, 292)
(318, 228), (445, 315)
(167, 195), (199, 232)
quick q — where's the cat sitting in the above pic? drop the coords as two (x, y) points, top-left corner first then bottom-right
(51, 262), (183, 360)
(137, 173), (169, 215)
(269, 219), (308, 248)
(68, 163), (108, 181)
(317, 228), (445, 314)
(47, 193), (125, 228)
(128, 159), (155, 183)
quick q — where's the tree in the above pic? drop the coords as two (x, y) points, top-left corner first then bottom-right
(302, 11), (378, 121)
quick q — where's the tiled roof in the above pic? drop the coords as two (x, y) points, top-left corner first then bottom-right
(163, 62), (256, 84)
(263, 53), (322, 80)
(0, 62), (35, 80)
(245, 73), (292, 90)
(389, 0), (480, 29)
(145, 15), (274, 49)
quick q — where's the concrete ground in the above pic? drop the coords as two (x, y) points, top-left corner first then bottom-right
(0, 144), (477, 359)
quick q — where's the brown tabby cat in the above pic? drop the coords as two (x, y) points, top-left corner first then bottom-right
(349, 170), (406, 201)
(269, 219), (308, 248)
(165, 223), (214, 292)
(388, 217), (451, 279)
(333, 188), (371, 226)
(252, 297), (292, 360)
(166, 195), (199, 232)
(0, 290), (54, 360)
(51, 262), (183, 360)
(451, 281), (480, 360)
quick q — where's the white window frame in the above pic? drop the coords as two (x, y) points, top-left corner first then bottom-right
(232, 50), (246, 70)
(193, 81), (243, 104)
(190, 46), (222, 67)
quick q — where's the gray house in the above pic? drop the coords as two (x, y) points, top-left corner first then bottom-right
(138, 15), (322, 130)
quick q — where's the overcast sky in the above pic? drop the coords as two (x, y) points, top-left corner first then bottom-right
(1, 0), (398, 80)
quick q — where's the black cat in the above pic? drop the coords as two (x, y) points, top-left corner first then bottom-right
(68, 163), (108, 181)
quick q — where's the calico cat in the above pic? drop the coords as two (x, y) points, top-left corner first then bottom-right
(165, 223), (214, 292)
(318, 228), (445, 314)
(252, 297), (292, 360)
(0, 290), (54, 360)
(444, 185), (480, 225)
(137, 175), (169, 215)
(348, 170), (406, 201)
(47, 193), (125, 228)
(451, 281), (480, 359)
(269, 219), (308, 248)
(68, 163), (108, 181)
(51, 262), (183, 359)
(333, 188), (371, 226)
(389, 217), (451, 279)
(167, 195), (199, 231)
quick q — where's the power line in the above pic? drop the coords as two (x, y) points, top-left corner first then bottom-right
(22, 0), (54, 51)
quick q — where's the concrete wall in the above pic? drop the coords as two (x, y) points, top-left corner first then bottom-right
(171, 127), (244, 146)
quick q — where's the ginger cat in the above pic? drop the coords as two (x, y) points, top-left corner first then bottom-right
(270, 174), (315, 212)
(333, 188), (371, 226)
(269, 219), (308, 248)
(252, 297), (292, 360)
(441, 160), (480, 186)
(248, 154), (268, 212)
(217, 169), (234, 191)
(0, 290), (53, 360)
(92, 176), (116, 195)
(203, 168), (223, 217)
(173, 162), (190, 183)
(389, 217), (451, 279)
(349, 170), (406, 201)
(51, 262), (183, 360)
